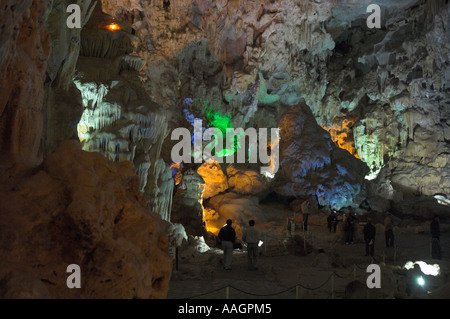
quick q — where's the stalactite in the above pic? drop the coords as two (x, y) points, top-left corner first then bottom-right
(120, 55), (146, 72)
(425, 0), (447, 22)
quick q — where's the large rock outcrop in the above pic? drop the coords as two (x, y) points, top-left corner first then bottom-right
(0, 140), (172, 298)
(72, 5), (174, 220)
(274, 103), (369, 209)
(106, 0), (449, 214)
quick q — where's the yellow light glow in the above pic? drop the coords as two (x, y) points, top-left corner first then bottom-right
(202, 207), (221, 235)
(321, 122), (360, 159)
(106, 23), (120, 31)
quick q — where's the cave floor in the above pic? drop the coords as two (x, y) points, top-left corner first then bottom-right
(167, 218), (450, 299)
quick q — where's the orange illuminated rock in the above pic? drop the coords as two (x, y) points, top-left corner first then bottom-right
(226, 164), (269, 196)
(197, 160), (228, 199)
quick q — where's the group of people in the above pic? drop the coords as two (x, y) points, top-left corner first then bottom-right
(218, 219), (261, 271)
(326, 210), (394, 257)
(217, 206), (442, 271)
(327, 210), (442, 259)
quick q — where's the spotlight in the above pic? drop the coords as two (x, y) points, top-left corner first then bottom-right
(404, 261), (440, 276)
(417, 276), (425, 287)
(258, 240), (264, 247)
(106, 23), (120, 31)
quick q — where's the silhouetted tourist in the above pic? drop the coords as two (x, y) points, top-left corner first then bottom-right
(430, 215), (441, 260)
(384, 212), (395, 248)
(242, 220), (261, 270)
(344, 213), (356, 244)
(327, 211), (338, 233)
(218, 219), (236, 270)
(301, 196), (314, 231)
(364, 219), (376, 257)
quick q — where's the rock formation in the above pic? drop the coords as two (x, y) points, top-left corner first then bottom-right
(0, 0), (449, 299)
(0, 0), (50, 165)
(0, 140), (172, 298)
(275, 103), (369, 209)
(0, 0), (174, 299)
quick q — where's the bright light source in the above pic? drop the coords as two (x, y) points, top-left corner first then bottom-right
(365, 168), (381, 180)
(258, 240), (264, 247)
(107, 23), (120, 31)
(434, 195), (450, 206)
(263, 171), (275, 179)
(417, 276), (425, 286)
(404, 261), (440, 276)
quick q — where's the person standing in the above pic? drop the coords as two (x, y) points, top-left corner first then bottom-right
(218, 219), (236, 270)
(345, 213), (356, 244)
(327, 211), (338, 233)
(384, 212), (395, 248)
(364, 219), (376, 257)
(242, 220), (261, 271)
(430, 215), (441, 260)
(301, 196), (315, 231)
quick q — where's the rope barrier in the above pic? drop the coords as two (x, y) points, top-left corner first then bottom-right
(229, 285), (295, 297)
(396, 242), (430, 249)
(187, 285), (230, 299)
(334, 268), (355, 279)
(183, 264), (370, 299)
(181, 230), (447, 299)
(297, 272), (334, 290)
(355, 263), (367, 270)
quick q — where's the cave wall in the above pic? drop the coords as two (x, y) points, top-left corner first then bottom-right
(0, 0), (50, 165)
(0, 0), (173, 298)
(0, 0), (448, 298)
(2, 1), (448, 212)
(0, 141), (172, 298)
(97, 0), (449, 212)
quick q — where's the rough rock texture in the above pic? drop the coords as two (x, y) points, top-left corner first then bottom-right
(171, 169), (205, 235)
(0, 0), (50, 165)
(72, 6), (174, 220)
(42, 0), (97, 156)
(206, 192), (264, 239)
(226, 164), (271, 197)
(197, 160), (228, 199)
(0, 140), (172, 298)
(2, 0), (449, 223)
(327, 2), (450, 205)
(0, 0), (175, 299)
(95, 0), (450, 214)
(1, 0), (449, 300)
(275, 103), (369, 209)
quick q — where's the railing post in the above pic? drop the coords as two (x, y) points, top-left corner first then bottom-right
(226, 286), (229, 299)
(430, 241), (432, 259)
(303, 224), (307, 252)
(331, 273), (335, 299)
(264, 233), (267, 255)
(296, 285), (299, 299)
(353, 264), (356, 281)
(394, 244), (397, 264)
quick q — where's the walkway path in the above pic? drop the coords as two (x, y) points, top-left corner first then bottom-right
(167, 222), (449, 299)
